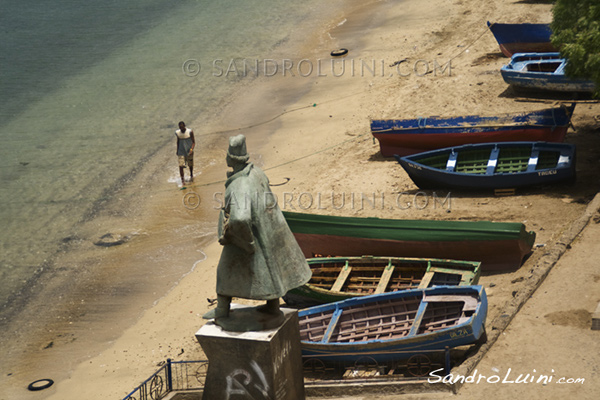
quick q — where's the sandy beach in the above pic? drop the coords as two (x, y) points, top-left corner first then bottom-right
(2, 0), (599, 399)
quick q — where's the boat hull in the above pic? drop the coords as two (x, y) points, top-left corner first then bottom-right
(487, 22), (556, 57)
(501, 69), (596, 93)
(395, 142), (577, 190)
(499, 42), (557, 58)
(283, 212), (536, 273)
(299, 286), (487, 363)
(291, 232), (531, 273)
(370, 105), (574, 157)
(373, 126), (567, 157)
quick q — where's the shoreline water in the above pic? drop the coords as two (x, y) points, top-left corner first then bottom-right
(0, 0), (357, 316)
(3, 0), (600, 399)
(0, 0), (383, 397)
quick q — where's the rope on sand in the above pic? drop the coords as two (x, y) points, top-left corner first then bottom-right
(197, 89), (366, 138)
(447, 24), (492, 64)
(197, 103), (319, 137)
(189, 131), (368, 189)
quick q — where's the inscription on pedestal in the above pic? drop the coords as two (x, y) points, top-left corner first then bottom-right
(196, 307), (305, 400)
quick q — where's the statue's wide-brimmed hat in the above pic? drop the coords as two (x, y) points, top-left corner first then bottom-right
(227, 134), (250, 163)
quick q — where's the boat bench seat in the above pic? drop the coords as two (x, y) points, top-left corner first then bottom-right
(526, 149), (540, 172)
(486, 146), (500, 175)
(446, 151), (458, 172)
(423, 294), (478, 311)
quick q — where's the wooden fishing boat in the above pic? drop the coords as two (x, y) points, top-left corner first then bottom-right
(487, 21), (556, 57)
(284, 256), (481, 307)
(283, 211), (536, 273)
(370, 104), (575, 157)
(298, 285), (487, 363)
(501, 53), (595, 93)
(394, 141), (576, 190)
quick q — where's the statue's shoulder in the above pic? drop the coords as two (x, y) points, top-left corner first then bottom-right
(248, 164), (270, 184)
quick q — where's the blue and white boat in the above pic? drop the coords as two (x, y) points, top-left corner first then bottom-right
(501, 52), (595, 93)
(298, 285), (487, 363)
(394, 141), (576, 191)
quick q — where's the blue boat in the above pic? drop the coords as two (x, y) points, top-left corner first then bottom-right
(370, 104), (576, 157)
(487, 21), (555, 57)
(298, 285), (487, 363)
(501, 52), (596, 93)
(394, 141), (576, 190)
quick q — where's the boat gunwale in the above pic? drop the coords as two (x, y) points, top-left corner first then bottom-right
(284, 211), (535, 238)
(298, 256), (481, 299)
(370, 105), (575, 133)
(298, 286), (486, 346)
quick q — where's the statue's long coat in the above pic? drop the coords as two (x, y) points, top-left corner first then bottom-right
(216, 163), (311, 300)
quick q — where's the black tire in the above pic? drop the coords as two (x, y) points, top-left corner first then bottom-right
(330, 48), (348, 57)
(28, 379), (54, 391)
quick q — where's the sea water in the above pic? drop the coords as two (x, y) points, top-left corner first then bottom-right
(0, 0), (347, 322)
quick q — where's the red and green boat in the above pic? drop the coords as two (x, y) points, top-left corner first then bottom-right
(283, 211), (536, 273)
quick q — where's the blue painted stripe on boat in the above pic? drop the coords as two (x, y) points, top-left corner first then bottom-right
(321, 307), (343, 343)
(407, 299), (429, 337)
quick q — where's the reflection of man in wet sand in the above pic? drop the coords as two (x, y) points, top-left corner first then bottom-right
(175, 121), (195, 186)
(204, 134), (311, 328)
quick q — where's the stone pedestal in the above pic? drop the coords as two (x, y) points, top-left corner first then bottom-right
(196, 306), (305, 400)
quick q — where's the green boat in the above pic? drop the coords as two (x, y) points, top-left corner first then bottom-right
(283, 211), (536, 273)
(284, 255), (481, 307)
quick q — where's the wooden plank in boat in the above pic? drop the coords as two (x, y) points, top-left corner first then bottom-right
(423, 294), (478, 311)
(331, 263), (352, 292)
(495, 188), (516, 196)
(419, 261), (434, 288)
(375, 262), (396, 294)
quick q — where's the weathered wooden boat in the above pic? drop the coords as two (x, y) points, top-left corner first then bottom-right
(394, 141), (576, 190)
(370, 104), (575, 157)
(284, 256), (481, 307)
(501, 52), (596, 93)
(487, 21), (556, 57)
(283, 211), (536, 273)
(298, 285), (487, 363)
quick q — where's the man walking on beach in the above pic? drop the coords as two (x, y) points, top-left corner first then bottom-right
(175, 121), (195, 186)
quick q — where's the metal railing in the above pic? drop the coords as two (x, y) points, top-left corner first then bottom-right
(302, 347), (453, 382)
(122, 359), (208, 400)
(122, 347), (458, 399)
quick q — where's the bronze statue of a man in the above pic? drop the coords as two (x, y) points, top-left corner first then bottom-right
(204, 134), (311, 331)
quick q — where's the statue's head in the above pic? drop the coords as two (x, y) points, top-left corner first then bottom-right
(226, 134), (250, 168)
